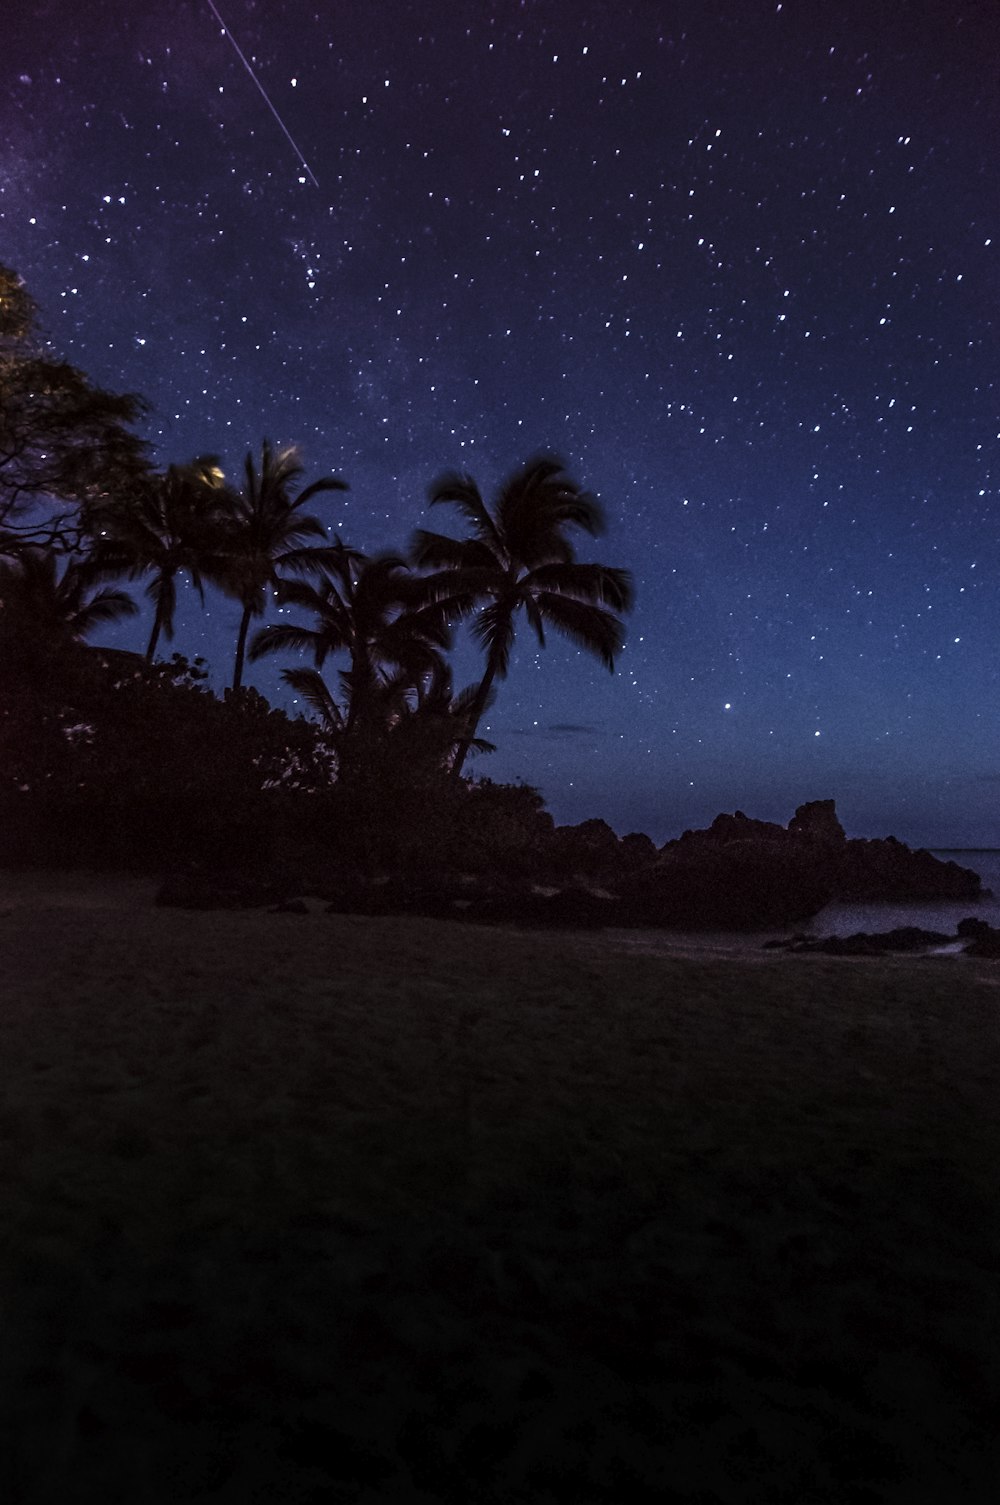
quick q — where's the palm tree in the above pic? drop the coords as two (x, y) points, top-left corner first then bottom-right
(281, 662), (495, 780)
(383, 663), (496, 776)
(248, 545), (452, 761)
(0, 547), (137, 651)
(87, 456), (229, 662)
(218, 440), (348, 691)
(411, 453), (634, 777)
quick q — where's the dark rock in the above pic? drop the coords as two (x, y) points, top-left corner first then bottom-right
(835, 839), (981, 902)
(957, 917), (1000, 956)
(965, 935), (1000, 957)
(630, 801), (982, 928)
(270, 898), (309, 915)
(620, 831), (658, 869)
(956, 917), (995, 939)
(536, 888), (619, 929)
(548, 818), (623, 878)
(774, 926), (955, 956)
(617, 844), (832, 931)
(463, 886), (618, 930)
(325, 876), (461, 919)
(787, 799), (846, 844)
(683, 809), (787, 848)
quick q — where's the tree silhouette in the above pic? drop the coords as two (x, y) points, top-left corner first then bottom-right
(249, 544), (454, 777)
(411, 454), (633, 776)
(0, 547), (137, 652)
(88, 456), (230, 662)
(0, 264), (149, 559)
(279, 660), (494, 785)
(216, 440), (347, 691)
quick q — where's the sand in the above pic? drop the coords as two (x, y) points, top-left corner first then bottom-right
(1, 872), (998, 1502)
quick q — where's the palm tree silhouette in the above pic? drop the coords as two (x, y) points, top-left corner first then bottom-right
(88, 456), (229, 662)
(411, 454), (633, 777)
(248, 544), (452, 771)
(218, 440), (347, 691)
(278, 663), (493, 786)
(382, 662), (496, 777)
(0, 547), (137, 649)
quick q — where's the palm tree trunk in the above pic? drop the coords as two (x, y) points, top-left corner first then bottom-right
(451, 658), (498, 780)
(232, 603), (253, 691)
(145, 588), (168, 664)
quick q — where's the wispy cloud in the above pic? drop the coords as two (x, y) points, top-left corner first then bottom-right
(509, 722), (601, 738)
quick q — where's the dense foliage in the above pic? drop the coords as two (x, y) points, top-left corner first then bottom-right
(0, 266), (150, 557)
(0, 264), (633, 872)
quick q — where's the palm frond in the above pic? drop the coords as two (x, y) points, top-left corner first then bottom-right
(428, 472), (502, 549)
(248, 622), (330, 664)
(471, 601), (517, 678)
(524, 561), (634, 611)
(281, 667), (346, 732)
(72, 587), (139, 634)
(270, 576), (333, 613)
(292, 475), (349, 508)
(498, 455), (607, 563)
(532, 592), (626, 670)
(410, 529), (499, 572)
(321, 537), (367, 591)
(273, 537), (336, 575)
(413, 564), (502, 619)
(523, 593), (547, 648)
(449, 681), (496, 719)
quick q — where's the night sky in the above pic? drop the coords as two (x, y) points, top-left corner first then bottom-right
(4, 0), (999, 846)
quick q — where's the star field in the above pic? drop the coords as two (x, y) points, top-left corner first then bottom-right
(3, 0), (999, 844)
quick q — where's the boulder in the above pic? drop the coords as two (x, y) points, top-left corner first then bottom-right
(668, 810), (786, 852)
(620, 831), (658, 869)
(956, 917), (995, 939)
(787, 799), (846, 845)
(957, 917), (1000, 956)
(617, 843), (832, 931)
(547, 818), (623, 878)
(835, 838), (981, 901)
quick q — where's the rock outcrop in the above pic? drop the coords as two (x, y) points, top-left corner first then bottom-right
(956, 917), (1000, 957)
(765, 926), (956, 956)
(156, 798), (986, 932)
(613, 800), (982, 931)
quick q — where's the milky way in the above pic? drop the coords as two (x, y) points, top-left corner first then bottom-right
(3, 1), (999, 843)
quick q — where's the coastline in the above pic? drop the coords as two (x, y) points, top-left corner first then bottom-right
(2, 863), (997, 958)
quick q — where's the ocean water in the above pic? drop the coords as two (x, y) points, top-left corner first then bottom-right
(802, 850), (1000, 940)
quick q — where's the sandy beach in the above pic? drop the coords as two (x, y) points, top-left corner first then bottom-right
(2, 872), (998, 1502)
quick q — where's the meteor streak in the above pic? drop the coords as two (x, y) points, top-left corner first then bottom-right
(204, 0), (319, 187)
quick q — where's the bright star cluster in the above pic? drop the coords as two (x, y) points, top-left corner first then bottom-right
(2, 1), (998, 844)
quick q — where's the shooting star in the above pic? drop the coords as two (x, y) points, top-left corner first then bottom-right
(204, 0), (319, 187)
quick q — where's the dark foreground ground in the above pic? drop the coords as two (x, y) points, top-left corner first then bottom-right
(1, 878), (998, 1502)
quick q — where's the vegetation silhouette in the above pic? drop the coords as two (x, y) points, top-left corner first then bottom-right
(251, 547), (443, 725)
(0, 264), (637, 880)
(216, 439), (348, 691)
(89, 456), (230, 662)
(0, 547), (137, 650)
(412, 454), (634, 776)
(0, 264), (149, 558)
